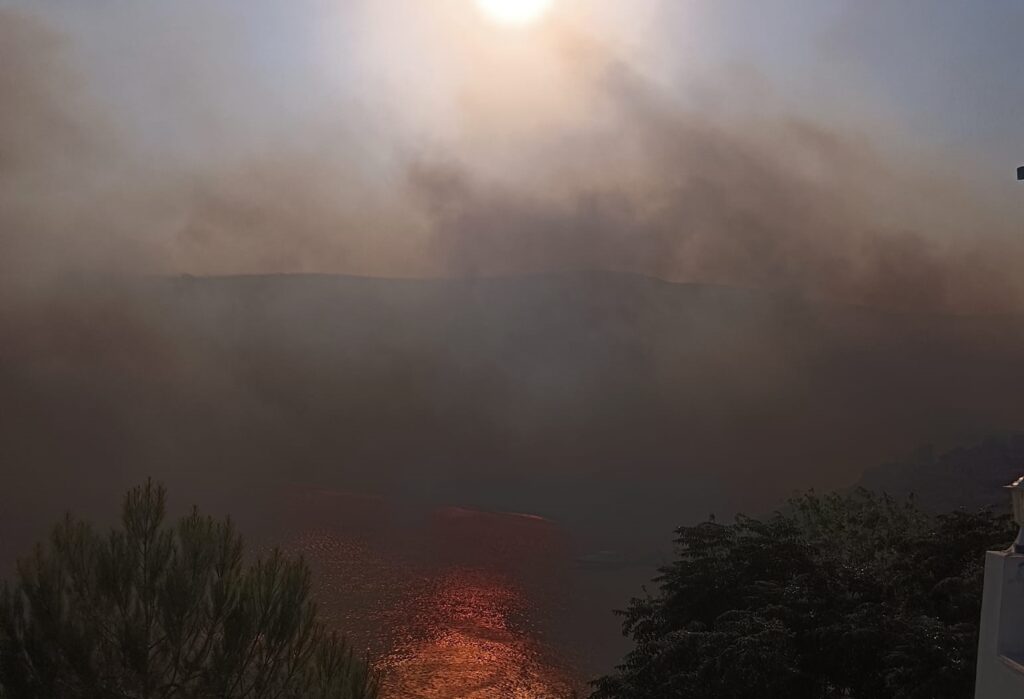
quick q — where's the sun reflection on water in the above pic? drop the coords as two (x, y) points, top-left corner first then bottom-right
(284, 492), (579, 699)
(378, 568), (575, 699)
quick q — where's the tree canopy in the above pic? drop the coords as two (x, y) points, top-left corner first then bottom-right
(591, 489), (1015, 699)
(0, 480), (378, 699)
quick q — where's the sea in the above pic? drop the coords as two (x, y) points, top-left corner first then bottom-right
(277, 488), (657, 699)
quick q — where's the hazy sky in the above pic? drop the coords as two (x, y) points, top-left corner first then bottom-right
(677, 1), (1023, 167)
(6, 0), (1024, 551)
(2, 0), (1023, 307)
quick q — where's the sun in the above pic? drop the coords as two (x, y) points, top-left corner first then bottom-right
(476, 0), (553, 26)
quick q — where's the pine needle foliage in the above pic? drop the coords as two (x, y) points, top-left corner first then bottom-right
(0, 480), (378, 699)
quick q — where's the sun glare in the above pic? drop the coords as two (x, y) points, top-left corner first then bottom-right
(476, 0), (553, 26)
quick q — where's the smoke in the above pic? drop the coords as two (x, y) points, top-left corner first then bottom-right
(3, 0), (1024, 556)
(1, 1), (1021, 309)
(0, 8), (100, 277)
(406, 51), (1022, 310)
(0, 1), (419, 280)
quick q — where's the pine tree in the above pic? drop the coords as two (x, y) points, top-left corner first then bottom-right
(0, 480), (378, 699)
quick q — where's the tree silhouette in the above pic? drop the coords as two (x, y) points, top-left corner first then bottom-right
(0, 480), (378, 699)
(591, 489), (1015, 699)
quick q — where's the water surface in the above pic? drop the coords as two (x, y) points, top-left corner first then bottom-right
(280, 489), (651, 699)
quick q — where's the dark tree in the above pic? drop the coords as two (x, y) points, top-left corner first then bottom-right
(0, 480), (378, 699)
(591, 489), (1015, 699)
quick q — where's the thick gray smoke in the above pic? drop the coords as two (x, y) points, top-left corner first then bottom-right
(2, 1), (1024, 561)
(407, 52), (1022, 311)
(1, 2), (1021, 308)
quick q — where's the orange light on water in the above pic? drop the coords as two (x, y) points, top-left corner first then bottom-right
(378, 569), (575, 699)
(286, 495), (578, 698)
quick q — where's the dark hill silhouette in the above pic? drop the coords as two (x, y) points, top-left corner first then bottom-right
(858, 433), (1024, 512)
(3, 272), (1024, 553)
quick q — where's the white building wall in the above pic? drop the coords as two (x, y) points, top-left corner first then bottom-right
(975, 550), (1024, 698)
